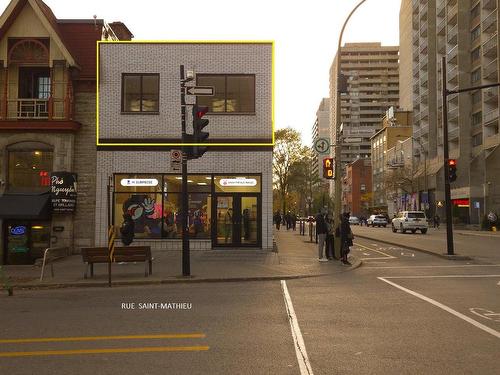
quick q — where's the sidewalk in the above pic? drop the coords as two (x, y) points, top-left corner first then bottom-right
(352, 225), (500, 262)
(0, 229), (359, 291)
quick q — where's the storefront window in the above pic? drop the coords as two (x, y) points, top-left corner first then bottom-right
(114, 174), (212, 240)
(7, 142), (53, 192)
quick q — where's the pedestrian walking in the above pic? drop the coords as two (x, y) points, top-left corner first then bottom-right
(292, 213), (297, 231)
(315, 209), (328, 262)
(325, 212), (335, 260)
(339, 212), (353, 265)
(274, 211), (281, 230)
(434, 214), (440, 229)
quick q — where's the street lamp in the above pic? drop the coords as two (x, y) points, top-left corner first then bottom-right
(334, 0), (367, 259)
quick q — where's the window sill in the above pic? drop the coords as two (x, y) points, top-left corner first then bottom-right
(206, 112), (256, 116)
(120, 111), (160, 115)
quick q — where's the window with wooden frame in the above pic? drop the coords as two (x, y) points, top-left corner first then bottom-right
(197, 74), (255, 114)
(121, 73), (159, 113)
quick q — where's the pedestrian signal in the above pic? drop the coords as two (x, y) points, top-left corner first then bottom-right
(323, 157), (334, 179)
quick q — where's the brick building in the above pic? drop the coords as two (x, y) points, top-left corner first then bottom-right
(0, 0), (130, 264)
(342, 158), (372, 218)
(97, 42), (273, 250)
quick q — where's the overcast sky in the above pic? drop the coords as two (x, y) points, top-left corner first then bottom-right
(1, 0), (401, 145)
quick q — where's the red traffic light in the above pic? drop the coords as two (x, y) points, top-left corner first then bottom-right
(194, 105), (209, 118)
(448, 159), (457, 166)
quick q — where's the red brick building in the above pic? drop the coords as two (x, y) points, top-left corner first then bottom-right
(342, 158), (372, 218)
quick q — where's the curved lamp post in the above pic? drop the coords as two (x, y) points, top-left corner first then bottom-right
(334, 0), (367, 258)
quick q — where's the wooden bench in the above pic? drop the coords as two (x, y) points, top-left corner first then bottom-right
(81, 246), (152, 279)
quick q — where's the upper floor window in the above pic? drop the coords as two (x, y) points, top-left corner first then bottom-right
(197, 74), (255, 114)
(471, 47), (480, 63)
(471, 26), (481, 42)
(471, 68), (481, 84)
(122, 74), (159, 113)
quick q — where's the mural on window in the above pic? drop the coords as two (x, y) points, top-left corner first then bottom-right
(114, 174), (212, 240)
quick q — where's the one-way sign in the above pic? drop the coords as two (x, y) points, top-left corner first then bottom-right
(186, 86), (214, 96)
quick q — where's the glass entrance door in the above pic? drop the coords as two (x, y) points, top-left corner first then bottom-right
(214, 195), (260, 247)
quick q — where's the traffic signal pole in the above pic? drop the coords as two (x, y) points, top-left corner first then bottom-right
(180, 65), (190, 276)
(441, 57), (454, 256)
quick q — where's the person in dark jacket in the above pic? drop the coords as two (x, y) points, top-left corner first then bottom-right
(274, 211), (281, 230)
(340, 212), (353, 265)
(316, 209), (328, 262)
(325, 212), (335, 260)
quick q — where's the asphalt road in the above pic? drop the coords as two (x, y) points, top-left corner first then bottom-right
(1, 237), (499, 375)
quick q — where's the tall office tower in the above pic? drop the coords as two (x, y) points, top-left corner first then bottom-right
(400, 0), (414, 111)
(329, 43), (400, 172)
(409, 0), (500, 224)
(312, 98), (331, 180)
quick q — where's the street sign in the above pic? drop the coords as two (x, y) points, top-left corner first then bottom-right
(170, 149), (181, 172)
(314, 138), (330, 154)
(186, 86), (214, 96)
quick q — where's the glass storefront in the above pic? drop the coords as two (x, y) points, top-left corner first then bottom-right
(4, 221), (51, 264)
(113, 174), (261, 246)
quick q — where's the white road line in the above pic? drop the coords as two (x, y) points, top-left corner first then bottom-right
(383, 274), (500, 279)
(378, 277), (500, 339)
(281, 280), (314, 375)
(363, 265), (500, 269)
(354, 243), (396, 259)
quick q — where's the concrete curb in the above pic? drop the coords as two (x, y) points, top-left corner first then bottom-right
(353, 233), (473, 261)
(457, 232), (500, 238)
(5, 256), (362, 292)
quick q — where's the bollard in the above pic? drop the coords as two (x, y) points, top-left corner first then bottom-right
(309, 222), (313, 242)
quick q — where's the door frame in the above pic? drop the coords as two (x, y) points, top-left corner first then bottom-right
(212, 193), (261, 248)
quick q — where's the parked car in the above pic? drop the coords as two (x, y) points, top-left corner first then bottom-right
(392, 211), (428, 234)
(349, 216), (360, 225)
(367, 214), (388, 227)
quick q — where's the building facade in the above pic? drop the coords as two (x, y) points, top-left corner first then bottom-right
(408, 0), (500, 224)
(312, 97), (330, 180)
(97, 42), (273, 251)
(342, 158), (372, 218)
(329, 42), (400, 170)
(371, 108), (413, 215)
(0, 0), (130, 264)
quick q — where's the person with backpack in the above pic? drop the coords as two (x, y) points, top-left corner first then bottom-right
(120, 212), (135, 246)
(325, 212), (335, 260)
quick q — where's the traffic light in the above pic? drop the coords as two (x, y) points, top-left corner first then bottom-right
(323, 157), (334, 179)
(191, 104), (209, 158)
(120, 214), (135, 246)
(448, 159), (457, 183)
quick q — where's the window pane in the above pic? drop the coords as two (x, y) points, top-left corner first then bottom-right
(123, 75), (141, 111)
(198, 76), (226, 112)
(188, 193), (211, 239)
(227, 76), (255, 112)
(164, 175), (182, 192)
(8, 150), (53, 192)
(114, 193), (163, 239)
(142, 75), (159, 112)
(163, 193), (181, 238)
(188, 175), (212, 192)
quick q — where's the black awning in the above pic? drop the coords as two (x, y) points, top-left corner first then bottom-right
(0, 193), (51, 220)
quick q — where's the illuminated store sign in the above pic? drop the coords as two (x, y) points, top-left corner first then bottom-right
(120, 179), (159, 187)
(219, 178), (257, 187)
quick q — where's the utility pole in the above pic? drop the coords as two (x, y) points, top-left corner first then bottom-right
(334, 0), (367, 259)
(180, 65), (190, 276)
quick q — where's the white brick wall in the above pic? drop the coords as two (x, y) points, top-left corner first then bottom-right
(95, 150), (273, 251)
(98, 42), (272, 141)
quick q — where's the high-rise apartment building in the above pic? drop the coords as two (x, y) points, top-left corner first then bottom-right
(407, 0), (500, 224)
(329, 43), (400, 172)
(312, 98), (330, 180)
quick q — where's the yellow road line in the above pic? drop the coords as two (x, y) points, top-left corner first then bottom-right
(354, 243), (396, 259)
(0, 346), (210, 357)
(0, 333), (205, 344)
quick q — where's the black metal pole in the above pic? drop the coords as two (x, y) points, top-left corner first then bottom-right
(180, 65), (190, 276)
(107, 175), (112, 286)
(441, 57), (454, 255)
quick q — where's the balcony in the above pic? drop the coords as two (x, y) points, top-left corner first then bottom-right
(420, 54), (428, 68)
(7, 99), (49, 119)
(437, 0), (445, 17)
(484, 108), (499, 126)
(447, 4), (458, 24)
(447, 65), (458, 84)
(483, 10), (498, 34)
(483, 0), (497, 11)
(483, 58), (499, 80)
(484, 87), (499, 104)
(484, 133), (500, 150)
(437, 18), (446, 36)
(483, 33), (498, 57)
(413, 63), (420, 76)
(419, 70), (428, 85)
(447, 24), (458, 44)
(413, 32), (419, 46)
(419, 38), (428, 53)
(447, 44), (458, 62)
(420, 21), (428, 37)
(448, 127), (459, 141)
(448, 106), (459, 122)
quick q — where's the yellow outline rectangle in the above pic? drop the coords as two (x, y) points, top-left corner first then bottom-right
(96, 40), (274, 147)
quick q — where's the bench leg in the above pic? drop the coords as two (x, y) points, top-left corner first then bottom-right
(149, 259), (152, 275)
(90, 263), (94, 278)
(144, 261), (148, 277)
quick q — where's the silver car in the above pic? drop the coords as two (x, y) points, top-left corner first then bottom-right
(367, 214), (388, 227)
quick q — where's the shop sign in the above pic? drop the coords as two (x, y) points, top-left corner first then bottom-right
(51, 172), (77, 213)
(219, 178), (257, 187)
(10, 226), (26, 236)
(452, 199), (470, 207)
(120, 178), (159, 187)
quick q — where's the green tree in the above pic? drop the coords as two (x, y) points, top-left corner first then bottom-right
(273, 128), (302, 215)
